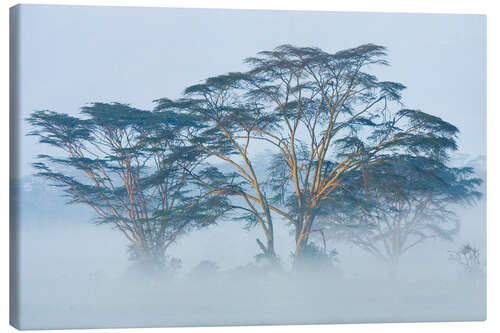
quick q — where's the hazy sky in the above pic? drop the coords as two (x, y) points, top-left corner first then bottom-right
(16, 4), (486, 176)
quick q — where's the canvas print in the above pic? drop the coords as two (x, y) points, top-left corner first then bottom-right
(10, 4), (486, 330)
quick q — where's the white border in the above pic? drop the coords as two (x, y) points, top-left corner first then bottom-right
(2, 1), (497, 333)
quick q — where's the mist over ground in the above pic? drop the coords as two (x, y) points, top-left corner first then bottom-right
(15, 155), (486, 329)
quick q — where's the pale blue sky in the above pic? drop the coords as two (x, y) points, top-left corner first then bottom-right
(16, 4), (486, 176)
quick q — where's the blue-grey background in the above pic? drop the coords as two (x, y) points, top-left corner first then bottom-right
(18, 5), (485, 176)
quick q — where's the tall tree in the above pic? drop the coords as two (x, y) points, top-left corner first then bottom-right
(241, 44), (468, 261)
(27, 103), (227, 274)
(160, 44), (465, 264)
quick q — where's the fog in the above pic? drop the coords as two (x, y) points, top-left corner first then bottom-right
(14, 192), (486, 329)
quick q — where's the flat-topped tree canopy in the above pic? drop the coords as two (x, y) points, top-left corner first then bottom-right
(27, 102), (230, 274)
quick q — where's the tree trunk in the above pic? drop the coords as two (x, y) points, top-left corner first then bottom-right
(295, 232), (309, 258)
(127, 242), (168, 279)
(293, 213), (317, 264)
(255, 207), (278, 263)
(256, 238), (275, 256)
(388, 230), (402, 278)
(387, 252), (401, 279)
(256, 236), (279, 266)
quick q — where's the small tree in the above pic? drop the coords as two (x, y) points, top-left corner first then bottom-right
(27, 103), (228, 274)
(449, 243), (484, 279)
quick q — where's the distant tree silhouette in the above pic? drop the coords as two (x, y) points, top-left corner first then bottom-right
(317, 155), (482, 269)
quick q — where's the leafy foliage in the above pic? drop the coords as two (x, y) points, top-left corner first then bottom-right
(27, 103), (229, 271)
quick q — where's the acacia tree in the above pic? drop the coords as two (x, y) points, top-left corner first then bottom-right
(27, 103), (228, 274)
(316, 155), (482, 268)
(160, 44), (464, 263)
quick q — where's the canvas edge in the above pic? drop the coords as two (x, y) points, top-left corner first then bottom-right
(10, 3), (22, 330)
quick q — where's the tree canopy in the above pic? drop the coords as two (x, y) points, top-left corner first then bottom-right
(27, 103), (229, 273)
